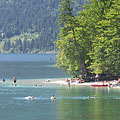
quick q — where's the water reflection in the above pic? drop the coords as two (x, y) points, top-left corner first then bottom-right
(1, 84), (120, 120)
(56, 86), (120, 120)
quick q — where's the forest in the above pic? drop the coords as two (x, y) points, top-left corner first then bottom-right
(0, 0), (88, 53)
(56, 0), (120, 80)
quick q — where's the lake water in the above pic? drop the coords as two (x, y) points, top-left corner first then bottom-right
(0, 54), (120, 120)
(0, 53), (70, 80)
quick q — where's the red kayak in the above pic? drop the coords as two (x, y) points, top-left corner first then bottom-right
(91, 84), (108, 87)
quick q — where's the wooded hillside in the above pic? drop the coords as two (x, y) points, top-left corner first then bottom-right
(0, 0), (88, 53)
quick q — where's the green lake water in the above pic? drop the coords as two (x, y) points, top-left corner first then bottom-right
(0, 85), (120, 120)
(0, 54), (120, 120)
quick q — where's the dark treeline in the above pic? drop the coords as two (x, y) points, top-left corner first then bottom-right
(0, 0), (88, 53)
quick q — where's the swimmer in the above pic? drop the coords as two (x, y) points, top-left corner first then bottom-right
(51, 95), (56, 100)
(25, 96), (34, 100)
(38, 85), (42, 87)
(35, 84), (42, 87)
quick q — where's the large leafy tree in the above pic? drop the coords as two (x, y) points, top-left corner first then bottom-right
(89, 0), (120, 76)
(85, 0), (113, 75)
(56, 0), (87, 77)
(56, 0), (120, 79)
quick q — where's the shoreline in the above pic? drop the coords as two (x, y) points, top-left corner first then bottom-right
(0, 78), (119, 88)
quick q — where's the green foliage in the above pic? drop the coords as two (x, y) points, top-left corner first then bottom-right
(89, 0), (120, 76)
(56, 0), (120, 78)
(2, 33), (42, 53)
(56, 0), (90, 77)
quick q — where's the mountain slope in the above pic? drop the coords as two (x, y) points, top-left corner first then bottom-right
(0, 0), (88, 53)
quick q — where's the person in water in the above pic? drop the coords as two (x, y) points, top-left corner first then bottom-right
(13, 77), (17, 84)
(25, 96), (34, 100)
(68, 80), (70, 87)
(2, 78), (5, 82)
(51, 95), (56, 100)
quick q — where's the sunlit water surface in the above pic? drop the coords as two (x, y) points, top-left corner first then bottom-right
(0, 54), (120, 120)
(0, 85), (120, 120)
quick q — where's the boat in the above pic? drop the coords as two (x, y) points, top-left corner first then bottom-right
(91, 84), (108, 87)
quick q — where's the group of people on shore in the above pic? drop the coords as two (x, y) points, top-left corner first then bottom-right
(65, 78), (85, 87)
(65, 78), (85, 84)
(64, 76), (120, 87)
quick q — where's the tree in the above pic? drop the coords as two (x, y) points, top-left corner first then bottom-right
(56, 0), (120, 79)
(56, 0), (88, 77)
(3, 40), (11, 51)
(88, 0), (120, 77)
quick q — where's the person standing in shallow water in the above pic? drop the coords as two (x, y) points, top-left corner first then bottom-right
(13, 77), (17, 85)
(68, 80), (70, 87)
(2, 78), (5, 82)
(95, 74), (99, 82)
